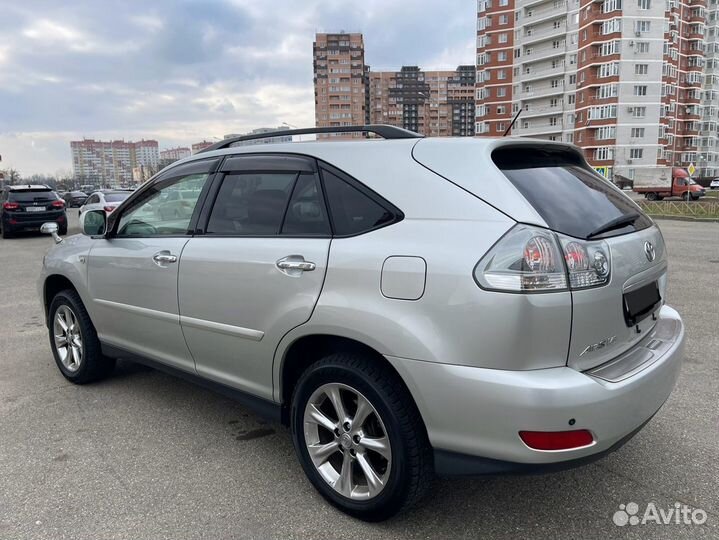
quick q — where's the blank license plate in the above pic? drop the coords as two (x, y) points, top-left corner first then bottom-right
(26, 207), (45, 212)
(623, 282), (661, 326)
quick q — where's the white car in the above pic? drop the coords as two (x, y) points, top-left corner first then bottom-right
(709, 178), (719, 189)
(78, 190), (132, 218)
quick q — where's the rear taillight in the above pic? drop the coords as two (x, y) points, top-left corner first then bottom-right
(475, 225), (611, 293)
(103, 206), (115, 213)
(519, 430), (594, 451)
(3, 202), (20, 210)
(51, 200), (65, 208)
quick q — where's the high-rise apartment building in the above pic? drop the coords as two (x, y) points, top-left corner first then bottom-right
(191, 140), (214, 154)
(699, 0), (719, 176)
(223, 127), (294, 145)
(369, 66), (476, 136)
(476, 0), (708, 181)
(313, 32), (476, 138)
(313, 32), (369, 137)
(160, 146), (191, 161)
(70, 139), (159, 186)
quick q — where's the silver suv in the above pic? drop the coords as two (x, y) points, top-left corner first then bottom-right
(38, 126), (684, 520)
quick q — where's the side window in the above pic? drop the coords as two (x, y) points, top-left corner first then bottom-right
(321, 169), (395, 236)
(87, 194), (99, 205)
(206, 172), (296, 235)
(281, 174), (331, 236)
(116, 173), (209, 236)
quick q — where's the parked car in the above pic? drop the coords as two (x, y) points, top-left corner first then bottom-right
(709, 178), (719, 189)
(38, 126), (685, 520)
(1, 184), (67, 238)
(78, 190), (132, 218)
(61, 191), (88, 208)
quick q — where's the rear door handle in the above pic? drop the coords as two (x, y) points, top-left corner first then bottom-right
(152, 251), (178, 267)
(276, 256), (316, 273)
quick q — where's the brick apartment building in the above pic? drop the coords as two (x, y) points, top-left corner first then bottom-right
(313, 32), (476, 137)
(476, 0), (718, 181)
(160, 146), (191, 161)
(191, 140), (214, 154)
(70, 139), (159, 186)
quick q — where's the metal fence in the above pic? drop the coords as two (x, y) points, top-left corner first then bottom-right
(637, 199), (719, 218)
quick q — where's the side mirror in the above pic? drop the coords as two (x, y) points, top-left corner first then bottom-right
(80, 210), (107, 236)
(40, 222), (63, 244)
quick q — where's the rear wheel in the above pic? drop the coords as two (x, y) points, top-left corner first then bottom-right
(48, 289), (115, 384)
(291, 353), (432, 521)
(683, 192), (691, 201)
(646, 192), (658, 201)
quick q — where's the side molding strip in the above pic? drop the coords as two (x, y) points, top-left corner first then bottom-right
(180, 315), (265, 341)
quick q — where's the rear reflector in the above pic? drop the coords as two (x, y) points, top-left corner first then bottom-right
(519, 430), (594, 451)
(104, 206), (115, 213)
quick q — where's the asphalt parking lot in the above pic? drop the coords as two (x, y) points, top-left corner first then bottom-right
(0, 214), (717, 539)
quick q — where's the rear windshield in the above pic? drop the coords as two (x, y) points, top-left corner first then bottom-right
(9, 190), (57, 202)
(493, 148), (652, 239)
(104, 193), (130, 202)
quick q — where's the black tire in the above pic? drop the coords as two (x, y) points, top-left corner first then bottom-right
(291, 353), (432, 521)
(683, 192), (691, 201)
(48, 289), (115, 384)
(646, 192), (658, 201)
(59, 225), (68, 235)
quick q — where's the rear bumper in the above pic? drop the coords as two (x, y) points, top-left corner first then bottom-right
(386, 304), (684, 472)
(3, 212), (66, 230)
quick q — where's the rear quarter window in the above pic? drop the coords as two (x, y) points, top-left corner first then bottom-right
(493, 147), (652, 239)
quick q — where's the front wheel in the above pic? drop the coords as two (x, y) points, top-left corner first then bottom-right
(291, 353), (432, 521)
(683, 192), (691, 201)
(48, 289), (115, 384)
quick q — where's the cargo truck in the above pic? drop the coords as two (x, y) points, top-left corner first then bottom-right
(633, 167), (705, 201)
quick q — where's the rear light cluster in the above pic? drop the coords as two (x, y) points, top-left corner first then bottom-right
(103, 206), (115, 213)
(3, 202), (20, 210)
(475, 224), (611, 293)
(51, 200), (65, 208)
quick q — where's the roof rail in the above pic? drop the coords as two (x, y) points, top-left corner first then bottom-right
(197, 124), (423, 154)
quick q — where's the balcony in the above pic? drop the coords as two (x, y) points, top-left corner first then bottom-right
(519, 62), (567, 82)
(521, 104), (565, 118)
(522, 2), (568, 25)
(514, 121), (564, 135)
(523, 42), (567, 62)
(520, 82), (567, 99)
(521, 24), (568, 45)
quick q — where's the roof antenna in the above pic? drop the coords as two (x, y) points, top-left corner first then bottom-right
(503, 109), (522, 136)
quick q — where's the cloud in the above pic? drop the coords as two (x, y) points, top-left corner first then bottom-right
(0, 0), (474, 175)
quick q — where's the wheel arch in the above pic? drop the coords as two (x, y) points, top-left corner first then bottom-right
(277, 333), (425, 431)
(43, 274), (79, 325)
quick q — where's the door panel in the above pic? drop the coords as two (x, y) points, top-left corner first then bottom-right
(88, 237), (195, 371)
(178, 238), (330, 399)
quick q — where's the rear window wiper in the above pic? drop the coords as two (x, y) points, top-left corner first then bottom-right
(586, 212), (640, 239)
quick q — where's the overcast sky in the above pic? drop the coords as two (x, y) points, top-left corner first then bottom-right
(0, 0), (475, 176)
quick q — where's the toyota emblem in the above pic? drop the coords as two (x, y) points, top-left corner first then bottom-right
(644, 241), (656, 262)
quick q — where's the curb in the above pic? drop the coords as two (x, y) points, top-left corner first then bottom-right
(648, 215), (719, 223)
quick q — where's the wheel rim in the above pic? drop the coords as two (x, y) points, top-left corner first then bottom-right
(53, 305), (83, 372)
(303, 382), (392, 500)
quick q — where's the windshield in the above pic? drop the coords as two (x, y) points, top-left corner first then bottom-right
(494, 148), (653, 239)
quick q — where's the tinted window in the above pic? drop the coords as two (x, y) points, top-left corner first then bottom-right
(86, 194), (100, 204)
(281, 174), (330, 236)
(9, 190), (57, 202)
(105, 193), (130, 203)
(117, 173), (208, 236)
(322, 170), (394, 236)
(494, 148), (652, 239)
(206, 172), (296, 235)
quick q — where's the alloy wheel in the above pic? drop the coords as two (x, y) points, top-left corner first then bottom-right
(303, 382), (392, 500)
(53, 305), (83, 372)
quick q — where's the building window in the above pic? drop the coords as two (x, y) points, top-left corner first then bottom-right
(634, 85), (647, 96)
(635, 20), (651, 33)
(630, 148), (644, 159)
(499, 14), (508, 24)
(497, 69), (506, 80)
(497, 87), (507, 97)
(498, 51), (507, 61)
(596, 126), (616, 139)
(632, 106), (647, 118)
(594, 147), (614, 160)
(499, 33), (508, 43)
(497, 122), (506, 131)
(497, 105), (506, 114)
(631, 127), (645, 138)
(638, 0), (651, 7)
(635, 64), (648, 74)
(636, 42), (649, 53)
